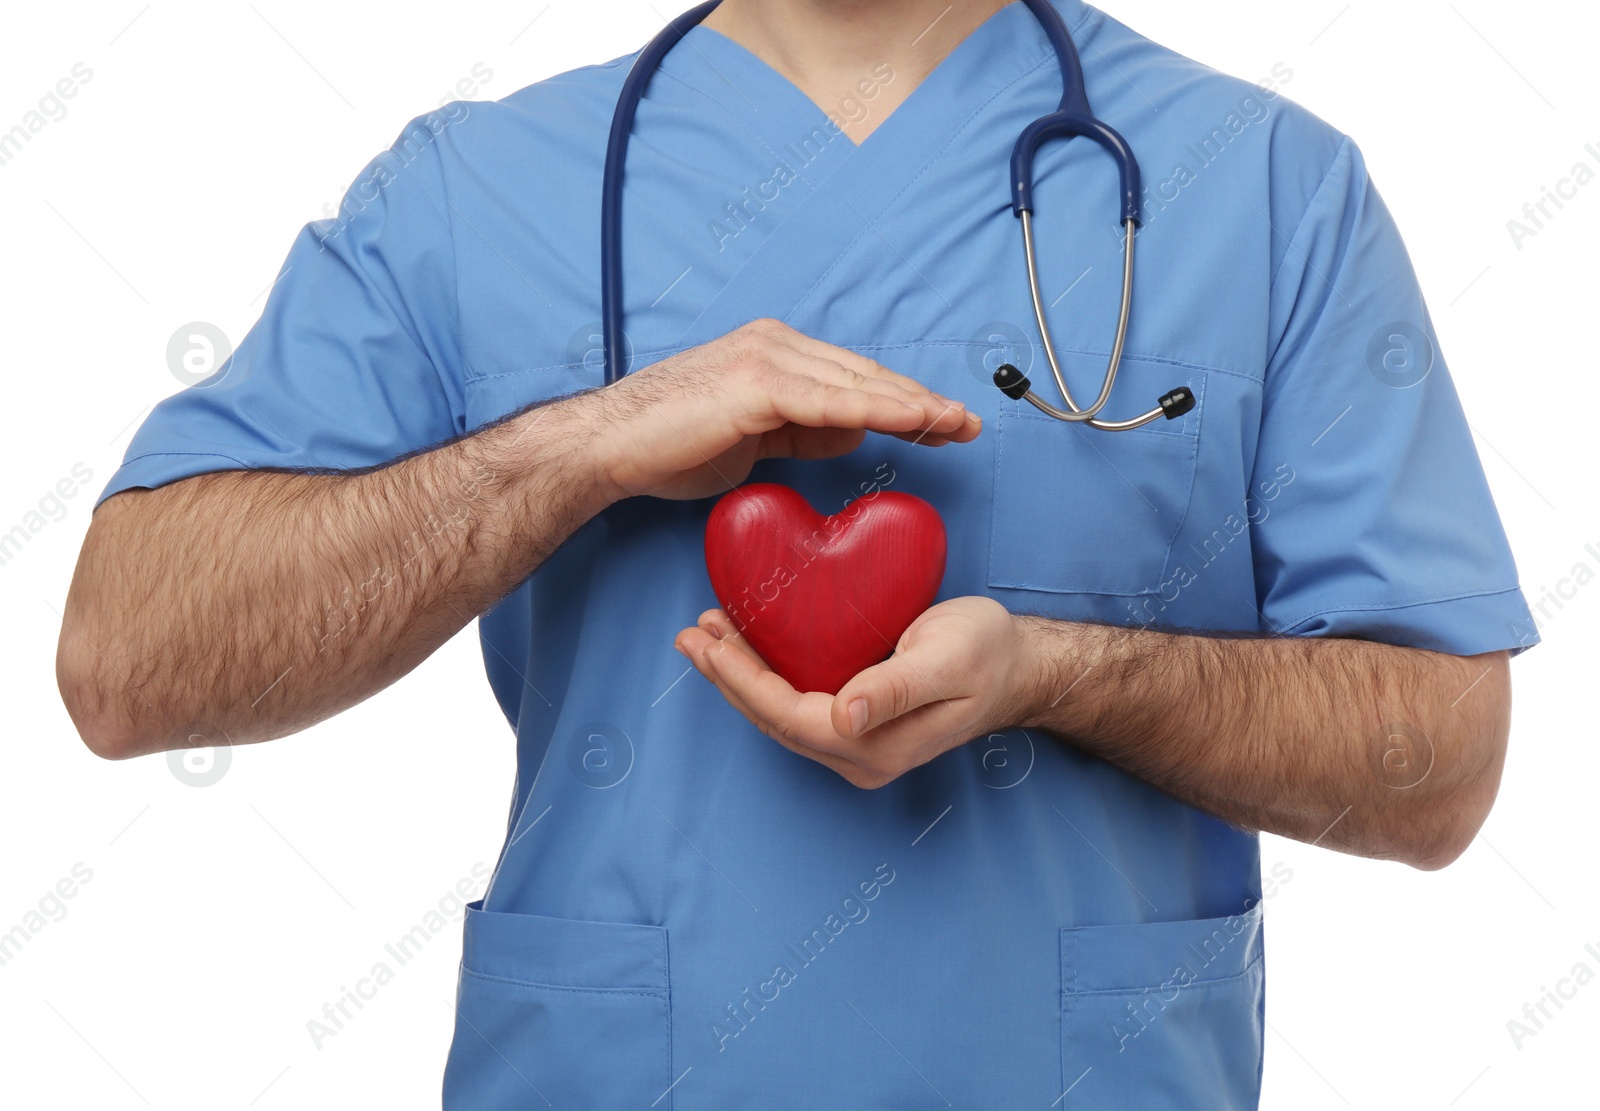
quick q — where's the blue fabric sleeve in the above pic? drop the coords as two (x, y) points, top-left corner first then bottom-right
(1250, 136), (1538, 655)
(96, 110), (468, 507)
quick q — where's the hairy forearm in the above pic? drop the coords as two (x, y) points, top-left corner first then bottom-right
(58, 396), (615, 758)
(1015, 619), (1512, 870)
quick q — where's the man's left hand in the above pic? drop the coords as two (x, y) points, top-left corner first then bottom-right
(674, 596), (1042, 789)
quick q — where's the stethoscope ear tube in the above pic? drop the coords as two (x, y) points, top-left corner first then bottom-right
(1005, 210), (1194, 429)
(1000, 220), (1194, 430)
(1005, 130), (1189, 429)
(1009, 113), (1142, 224)
(601, 0), (722, 387)
(1015, 213), (1143, 427)
(994, 0), (1187, 431)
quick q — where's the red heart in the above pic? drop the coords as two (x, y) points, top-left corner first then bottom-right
(704, 483), (947, 695)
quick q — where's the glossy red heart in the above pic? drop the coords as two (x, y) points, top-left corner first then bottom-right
(704, 483), (947, 695)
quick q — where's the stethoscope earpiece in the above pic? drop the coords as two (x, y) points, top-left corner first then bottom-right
(1159, 387), (1197, 419)
(993, 364), (1032, 400)
(992, 364), (1196, 423)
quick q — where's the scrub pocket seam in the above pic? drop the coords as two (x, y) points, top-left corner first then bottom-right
(1063, 953), (1264, 1005)
(1062, 913), (1263, 1009)
(444, 905), (675, 1110)
(458, 967), (669, 999)
(1057, 917), (1266, 1107)
(465, 349), (687, 385)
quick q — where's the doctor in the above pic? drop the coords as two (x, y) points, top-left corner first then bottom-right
(58, 0), (1535, 1106)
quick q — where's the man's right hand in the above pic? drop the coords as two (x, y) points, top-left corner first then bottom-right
(57, 319), (977, 759)
(579, 318), (981, 501)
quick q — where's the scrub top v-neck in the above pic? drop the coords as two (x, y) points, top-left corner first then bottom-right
(97, 1), (1538, 1106)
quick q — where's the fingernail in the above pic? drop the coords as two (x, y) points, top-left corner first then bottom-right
(700, 623), (723, 640)
(848, 697), (869, 737)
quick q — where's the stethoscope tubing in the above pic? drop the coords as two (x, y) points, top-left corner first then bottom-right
(601, 0), (1194, 428)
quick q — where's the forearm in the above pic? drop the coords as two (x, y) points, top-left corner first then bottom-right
(58, 396), (616, 758)
(1015, 618), (1512, 870)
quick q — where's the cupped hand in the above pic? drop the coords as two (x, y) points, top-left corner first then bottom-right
(673, 596), (1045, 788)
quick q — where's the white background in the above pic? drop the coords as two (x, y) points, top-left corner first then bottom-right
(1, 1), (1594, 1107)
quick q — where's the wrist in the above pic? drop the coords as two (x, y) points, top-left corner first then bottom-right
(1010, 614), (1101, 733)
(460, 397), (623, 563)
(1010, 614), (1061, 730)
(499, 393), (628, 515)
(553, 386), (634, 508)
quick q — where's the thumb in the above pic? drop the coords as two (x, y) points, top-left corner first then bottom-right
(831, 646), (957, 739)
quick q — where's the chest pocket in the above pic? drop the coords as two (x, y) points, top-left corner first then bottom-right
(988, 355), (1204, 597)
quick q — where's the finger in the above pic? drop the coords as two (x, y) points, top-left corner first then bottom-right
(691, 609), (770, 666)
(743, 336), (979, 441)
(831, 645), (964, 740)
(767, 423), (957, 455)
(694, 607), (737, 636)
(770, 334), (984, 442)
(690, 625), (856, 751)
(776, 350), (976, 436)
(675, 628), (866, 779)
(777, 349), (944, 406)
(829, 694), (976, 762)
(680, 611), (793, 712)
(756, 425), (869, 462)
(762, 372), (973, 443)
(675, 627), (765, 708)
(772, 328), (960, 401)
(687, 616), (907, 768)
(885, 428), (955, 447)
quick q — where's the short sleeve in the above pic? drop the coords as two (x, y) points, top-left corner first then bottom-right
(96, 110), (468, 507)
(1249, 136), (1538, 655)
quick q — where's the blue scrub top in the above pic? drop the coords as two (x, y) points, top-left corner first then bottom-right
(100, 2), (1538, 1106)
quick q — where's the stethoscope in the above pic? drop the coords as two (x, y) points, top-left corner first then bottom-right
(601, 0), (1196, 431)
